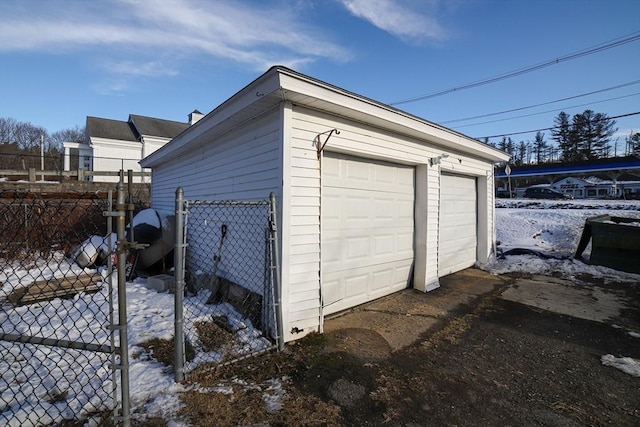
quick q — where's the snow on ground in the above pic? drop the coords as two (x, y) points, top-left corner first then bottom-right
(1, 259), (271, 426)
(1, 198), (639, 424)
(486, 198), (640, 284)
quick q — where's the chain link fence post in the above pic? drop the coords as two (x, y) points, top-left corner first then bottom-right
(1, 187), (132, 424)
(174, 187), (186, 382)
(115, 177), (131, 426)
(269, 192), (284, 351)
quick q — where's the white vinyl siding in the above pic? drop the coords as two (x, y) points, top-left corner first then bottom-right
(149, 108), (283, 212)
(284, 106), (322, 338)
(439, 173), (477, 276)
(90, 138), (142, 183)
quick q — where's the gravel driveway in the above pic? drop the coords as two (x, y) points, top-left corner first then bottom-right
(177, 268), (640, 426)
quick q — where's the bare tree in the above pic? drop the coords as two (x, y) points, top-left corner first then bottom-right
(49, 126), (86, 152)
(0, 118), (47, 150)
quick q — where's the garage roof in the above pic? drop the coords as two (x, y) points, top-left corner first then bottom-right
(141, 66), (510, 168)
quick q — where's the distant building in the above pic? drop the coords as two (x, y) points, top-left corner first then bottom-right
(63, 111), (203, 182)
(551, 176), (640, 199)
(495, 155), (640, 199)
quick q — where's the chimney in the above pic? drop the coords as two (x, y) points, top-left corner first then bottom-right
(188, 109), (204, 125)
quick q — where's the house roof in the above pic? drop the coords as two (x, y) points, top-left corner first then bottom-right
(128, 114), (190, 139)
(86, 116), (138, 142)
(86, 115), (190, 143)
(142, 66), (510, 168)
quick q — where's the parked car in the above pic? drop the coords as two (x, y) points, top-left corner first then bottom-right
(524, 187), (572, 199)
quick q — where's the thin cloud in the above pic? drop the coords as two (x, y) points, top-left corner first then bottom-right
(108, 60), (180, 78)
(0, 0), (351, 71)
(338, 0), (448, 42)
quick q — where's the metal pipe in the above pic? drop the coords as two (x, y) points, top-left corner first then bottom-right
(0, 333), (113, 353)
(106, 189), (118, 425)
(174, 187), (186, 382)
(269, 192), (284, 351)
(116, 177), (131, 426)
(127, 170), (134, 243)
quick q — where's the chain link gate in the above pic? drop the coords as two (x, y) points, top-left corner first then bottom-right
(173, 189), (283, 380)
(0, 190), (117, 424)
(0, 176), (138, 425)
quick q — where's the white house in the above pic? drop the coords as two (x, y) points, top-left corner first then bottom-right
(551, 176), (640, 199)
(140, 66), (509, 342)
(63, 112), (201, 182)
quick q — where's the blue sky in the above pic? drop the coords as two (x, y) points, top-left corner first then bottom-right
(1, 0), (639, 150)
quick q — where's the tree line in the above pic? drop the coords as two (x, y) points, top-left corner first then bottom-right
(0, 117), (85, 170)
(486, 109), (640, 165)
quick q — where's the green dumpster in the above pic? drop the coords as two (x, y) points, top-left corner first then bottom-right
(575, 214), (640, 274)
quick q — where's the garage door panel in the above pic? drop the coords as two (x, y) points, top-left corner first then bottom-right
(322, 278), (342, 307)
(322, 153), (414, 315)
(439, 174), (477, 276)
(324, 191), (412, 227)
(323, 252), (414, 274)
(323, 262), (410, 313)
(323, 229), (413, 274)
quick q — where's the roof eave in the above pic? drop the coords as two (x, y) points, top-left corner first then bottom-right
(142, 66), (510, 167)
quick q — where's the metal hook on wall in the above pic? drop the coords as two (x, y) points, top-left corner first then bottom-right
(315, 128), (340, 159)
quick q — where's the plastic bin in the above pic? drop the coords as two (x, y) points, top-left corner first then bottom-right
(575, 214), (640, 274)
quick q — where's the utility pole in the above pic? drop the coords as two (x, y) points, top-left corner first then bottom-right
(40, 134), (44, 181)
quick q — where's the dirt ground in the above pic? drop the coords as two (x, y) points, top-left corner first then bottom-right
(172, 269), (640, 426)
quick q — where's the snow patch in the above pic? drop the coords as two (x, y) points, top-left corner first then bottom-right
(601, 354), (640, 377)
(485, 199), (640, 283)
(131, 209), (161, 229)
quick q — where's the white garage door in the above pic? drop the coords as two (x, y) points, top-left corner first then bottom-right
(322, 153), (415, 316)
(439, 173), (477, 276)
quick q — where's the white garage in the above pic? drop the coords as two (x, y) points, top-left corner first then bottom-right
(439, 174), (478, 276)
(140, 66), (510, 342)
(321, 153), (415, 315)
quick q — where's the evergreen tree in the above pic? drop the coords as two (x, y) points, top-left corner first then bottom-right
(505, 137), (515, 162)
(515, 140), (527, 165)
(551, 111), (576, 161)
(626, 131), (640, 155)
(552, 110), (617, 161)
(533, 131), (547, 164)
(573, 110), (616, 160)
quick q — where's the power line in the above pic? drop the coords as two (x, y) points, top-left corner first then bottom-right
(477, 111), (640, 140)
(440, 80), (640, 124)
(454, 92), (640, 129)
(390, 32), (640, 106)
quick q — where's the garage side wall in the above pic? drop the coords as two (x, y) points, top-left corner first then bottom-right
(286, 105), (497, 341)
(148, 108), (283, 212)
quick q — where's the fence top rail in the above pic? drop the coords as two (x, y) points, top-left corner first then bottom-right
(0, 169), (151, 177)
(186, 199), (271, 207)
(0, 190), (116, 199)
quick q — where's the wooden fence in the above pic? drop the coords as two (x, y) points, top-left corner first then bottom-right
(0, 168), (151, 182)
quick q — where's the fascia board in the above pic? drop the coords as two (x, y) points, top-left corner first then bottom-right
(277, 70), (510, 163)
(89, 137), (142, 149)
(62, 142), (89, 149)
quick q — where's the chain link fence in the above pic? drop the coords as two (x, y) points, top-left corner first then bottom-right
(0, 190), (127, 425)
(174, 192), (282, 379)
